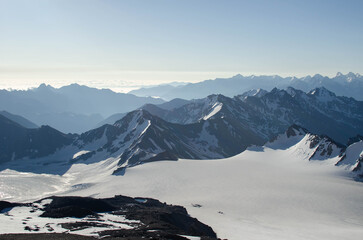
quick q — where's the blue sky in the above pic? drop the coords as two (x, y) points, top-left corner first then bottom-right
(0, 0), (362, 91)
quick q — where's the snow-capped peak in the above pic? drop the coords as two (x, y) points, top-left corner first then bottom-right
(336, 140), (363, 173)
(308, 87), (336, 102)
(334, 72), (362, 83)
(347, 72), (358, 82)
(265, 125), (307, 149)
(266, 125), (345, 163)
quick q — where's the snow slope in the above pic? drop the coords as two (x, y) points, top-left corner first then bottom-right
(1, 136), (363, 240)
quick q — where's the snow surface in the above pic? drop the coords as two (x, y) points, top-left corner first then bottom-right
(1, 138), (363, 240)
(203, 102), (222, 120)
(72, 150), (90, 159)
(340, 141), (363, 166)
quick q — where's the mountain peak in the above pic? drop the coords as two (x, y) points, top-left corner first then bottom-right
(286, 124), (308, 138)
(312, 74), (324, 79)
(347, 72), (357, 77)
(233, 74), (243, 78)
(239, 89), (268, 99)
(336, 72), (343, 77)
(334, 72), (361, 82)
(308, 87), (336, 98)
(113, 109), (158, 130)
(36, 83), (54, 91)
(285, 87), (299, 97)
(347, 72), (360, 82)
(266, 125), (308, 150)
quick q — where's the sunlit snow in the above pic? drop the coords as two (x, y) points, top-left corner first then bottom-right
(203, 102), (223, 120)
(1, 137), (362, 239)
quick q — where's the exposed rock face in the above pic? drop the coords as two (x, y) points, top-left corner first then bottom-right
(1, 195), (218, 240)
(70, 109), (265, 173)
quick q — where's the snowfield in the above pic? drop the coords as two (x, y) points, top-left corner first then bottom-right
(1, 139), (363, 239)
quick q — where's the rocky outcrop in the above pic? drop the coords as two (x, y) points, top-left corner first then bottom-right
(1, 195), (219, 240)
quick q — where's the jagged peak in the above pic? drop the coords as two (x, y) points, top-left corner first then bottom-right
(267, 125), (345, 154)
(268, 87), (294, 98)
(285, 87), (299, 97)
(308, 87), (336, 97)
(202, 94), (230, 105)
(113, 109), (156, 127)
(239, 88), (268, 99)
(347, 72), (357, 77)
(36, 83), (54, 91)
(336, 72), (343, 77)
(287, 124), (343, 147)
(286, 124), (308, 137)
(266, 125), (308, 149)
(334, 72), (362, 82)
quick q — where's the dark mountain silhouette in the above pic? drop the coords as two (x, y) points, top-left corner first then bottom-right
(0, 114), (75, 164)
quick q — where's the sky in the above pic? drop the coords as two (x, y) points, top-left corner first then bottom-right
(0, 0), (363, 92)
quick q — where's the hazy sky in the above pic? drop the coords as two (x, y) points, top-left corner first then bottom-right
(1, 0), (363, 91)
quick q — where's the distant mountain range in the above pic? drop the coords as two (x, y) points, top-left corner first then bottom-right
(0, 84), (164, 133)
(129, 72), (363, 101)
(1, 87), (362, 179)
(142, 87), (363, 144)
(3, 72), (361, 134)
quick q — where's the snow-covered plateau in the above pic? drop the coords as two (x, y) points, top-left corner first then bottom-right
(1, 130), (362, 240)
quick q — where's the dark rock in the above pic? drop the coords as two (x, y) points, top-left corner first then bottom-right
(26, 195), (218, 239)
(0, 201), (21, 213)
(40, 196), (116, 218)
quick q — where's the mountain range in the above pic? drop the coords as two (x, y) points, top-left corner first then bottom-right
(1, 95), (362, 240)
(129, 72), (363, 101)
(0, 87), (362, 179)
(142, 87), (363, 145)
(0, 84), (164, 134)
